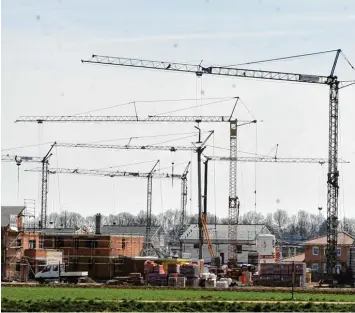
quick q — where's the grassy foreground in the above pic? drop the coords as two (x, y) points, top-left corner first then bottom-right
(2, 286), (355, 302)
(2, 298), (355, 312)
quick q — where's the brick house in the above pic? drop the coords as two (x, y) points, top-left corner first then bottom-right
(1, 206), (57, 281)
(37, 227), (144, 280)
(302, 231), (355, 280)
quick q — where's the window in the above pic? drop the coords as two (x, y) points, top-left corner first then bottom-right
(236, 245), (242, 254)
(15, 262), (21, 272)
(16, 239), (22, 247)
(312, 246), (319, 256)
(312, 263), (319, 272)
(323, 264), (327, 273)
(336, 247), (341, 256)
(193, 243), (199, 249)
(52, 265), (58, 271)
(29, 240), (36, 249)
(42, 265), (51, 273)
(122, 238), (126, 250)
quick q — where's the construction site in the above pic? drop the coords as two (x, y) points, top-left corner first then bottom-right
(2, 48), (355, 290)
(1, 3), (355, 312)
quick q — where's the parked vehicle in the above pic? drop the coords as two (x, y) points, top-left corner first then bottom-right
(35, 264), (88, 284)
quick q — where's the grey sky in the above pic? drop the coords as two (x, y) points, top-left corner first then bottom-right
(1, 0), (355, 221)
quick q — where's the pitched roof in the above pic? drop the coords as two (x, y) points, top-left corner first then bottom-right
(100, 225), (160, 237)
(180, 224), (271, 242)
(282, 253), (305, 262)
(1, 206), (25, 227)
(24, 228), (78, 235)
(303, 231), (355, 246)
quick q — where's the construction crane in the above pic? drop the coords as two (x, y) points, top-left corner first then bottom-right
(205, 156), (349, 164)
(15, 115), (252, 123)
(55, 142), (196, 152)
(26, 164), (182, 256)
(1, 143), (56, 229)
(80, 51), (351, 278)
(16, 114), (254, 261)
(54, 142), (196, 242)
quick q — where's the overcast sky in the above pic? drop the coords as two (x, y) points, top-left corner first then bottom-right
(2, 0), (355, 222)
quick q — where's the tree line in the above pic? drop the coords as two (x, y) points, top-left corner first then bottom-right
(39, 209), (355, 242)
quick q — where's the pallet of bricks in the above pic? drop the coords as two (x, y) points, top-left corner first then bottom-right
(113, 273), (144, 285)
(167, 263), (186, 288)
(253, 262), (306, 287)
(180, 264), (200, 288)
(145, 261), (167, 286)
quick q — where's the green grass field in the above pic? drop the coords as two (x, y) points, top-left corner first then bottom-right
(2, 287), (355, 302)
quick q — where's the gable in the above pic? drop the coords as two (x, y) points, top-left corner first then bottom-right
(1, 206), (25, 227)
(303, 231), (355, 246)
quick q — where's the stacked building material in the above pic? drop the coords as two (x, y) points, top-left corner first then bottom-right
(180, 264), (200, 278)
(168, 276), (177, 286)
(205, 279), (216, 288)
(216, 280), (229, 288)
(167, 263), (180, 274)
(186, 277), (200, 287)
(111, 273), (144, 285)
(176, 276), (186, 287)
(254, 262), (306, 287)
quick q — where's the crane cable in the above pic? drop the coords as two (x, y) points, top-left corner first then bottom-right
(221, 49), (340, 68)
(72, 96), (234, 116)
(17, 163), (20, 199)
(254, 124), (258, 213)
(151, 97), (234, 117)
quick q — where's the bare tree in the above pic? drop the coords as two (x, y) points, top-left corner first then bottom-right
(241, 211), (265, 224)
(273, 209), (290, 239)
(340, 217), (355, 235)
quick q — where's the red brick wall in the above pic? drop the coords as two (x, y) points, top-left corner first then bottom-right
(304, 244), (350, 276)
(41, 234), (144, 280)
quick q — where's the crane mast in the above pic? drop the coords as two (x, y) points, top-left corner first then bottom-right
(2, 142), (56, 229)
(80, 51), (346, 278)
(180, 161), (191, 233)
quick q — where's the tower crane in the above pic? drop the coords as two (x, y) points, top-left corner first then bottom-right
(1, 142), (56, 229)
(25, 164), (182, 256)
(55, 142), (194, 236)
(16, 114), (255, 260)
(79, 50), (351, 278)
(55, 141), (349, 258)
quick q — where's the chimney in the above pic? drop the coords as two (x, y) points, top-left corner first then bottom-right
(95, 213), (102, 235)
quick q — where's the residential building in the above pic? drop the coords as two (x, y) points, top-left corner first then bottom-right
(1, 205), (59, 281)
(302, 231), (355, 281)
(37, 228), (144, 280)
(180, 224), (273, 263)
(101, 225), (166, 250)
